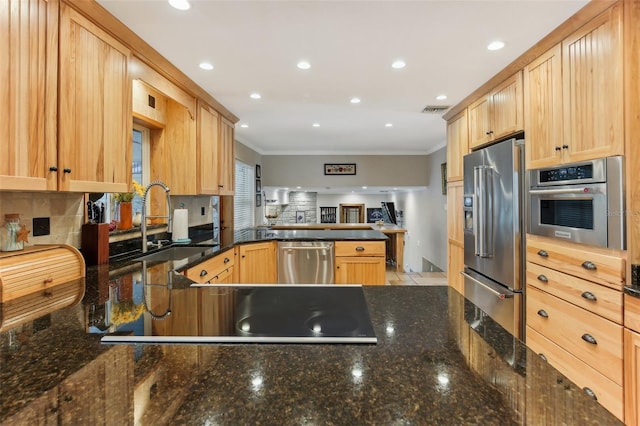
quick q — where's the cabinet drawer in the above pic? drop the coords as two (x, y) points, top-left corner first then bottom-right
(526, 326), (623, 420)
(185, 249), (234, 284)
(625, 293), (640, 333)
(527, 286), (622, 384)
(209, 266), (233, 284)
(335, 241), (385, 257)
(526, 236), (625, 290)
(526, 262), (622, 324)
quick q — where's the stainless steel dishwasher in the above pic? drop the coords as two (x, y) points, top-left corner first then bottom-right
(277, 241), (334, 284)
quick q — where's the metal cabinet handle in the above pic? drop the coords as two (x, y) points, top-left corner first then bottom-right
(538, 353), (547, 362)
(583, 387), (597, 400)
(537, 309), (549, 318)
(485, 130), (494, 135)
(537, 275), (548, 283)
(555, 146), (562, 151)
(581, 334), (597, 345)
(537, 250), (548, 258)
(581, 291), (597, 301)
(582, 261), (597, 270)
(224, 257), (230, 263)
(63, 168), (71, 173)
(49, 166), (58, 172)
(562, 144), (569, 149)
(355, 246), (365, 252)
(200, 270), (208, 277)
(43, 290), (53, 297)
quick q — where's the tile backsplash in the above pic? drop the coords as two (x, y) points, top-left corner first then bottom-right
(0, 192), (85, 248)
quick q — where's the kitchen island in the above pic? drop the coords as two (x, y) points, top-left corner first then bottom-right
(0, 271), (621, 425)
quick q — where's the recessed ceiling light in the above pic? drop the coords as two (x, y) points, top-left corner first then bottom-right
(362, 186), (368, 189)
(312, 123), (320, 127)
(487, 40), (505, 51)
(391, 60), (406, 69)
(436, 94), (447, 101)
(297, 61), (311, 70)
(168, 0), (190, 10)
(240, 124), (249, 128)
(385, 123), (393, 128)
(250, 93), (262, 100)
(199, 62), (214, 71)
(296, 186), (301, 189)
(350, 97), (361, 104)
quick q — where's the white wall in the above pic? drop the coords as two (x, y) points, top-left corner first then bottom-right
(392, 147), (448, 272)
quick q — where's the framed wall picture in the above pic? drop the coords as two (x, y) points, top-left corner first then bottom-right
(367, 208), (384, 223)
(255, 164), (261, 178)
(256, 179), (261, 193)
(296, 211), (306, 223)
(324, 163), (356, 175)
(256, 193), (262, 207)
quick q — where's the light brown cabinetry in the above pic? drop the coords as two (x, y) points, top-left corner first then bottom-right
(625, 294), (640, 425)
(218, 117), (235, 196)
(447, 180), (464, 294)
(562, 3), (623, 164)
(0, 0), (58, 191)
(185, 248), (235, 284)
(238, 242), (277, 284)
(446, 109), (468, 182)
(334, 241), (385, 285)
(58, 3), (131, 193)
(196, 102), (221, 194)
(526, 235), (625, 420)
(468, 72), (523, 149)
(524, 44), (563, 169)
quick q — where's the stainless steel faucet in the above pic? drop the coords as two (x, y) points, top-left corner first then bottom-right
(141, 181), (172, 253)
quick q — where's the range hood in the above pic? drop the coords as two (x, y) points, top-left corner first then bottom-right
(264, 188), (289, 205)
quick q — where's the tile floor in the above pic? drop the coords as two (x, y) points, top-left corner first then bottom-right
(386, 268), (448, 286)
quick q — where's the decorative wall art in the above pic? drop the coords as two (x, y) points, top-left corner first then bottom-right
(256, 193), (262, 207)
(255, 164), (261, 178)
(296, 211), (306, 223)
(367, 208), (384, 223)
(324, 163), (356, 175)
(256, 179), (261, 193)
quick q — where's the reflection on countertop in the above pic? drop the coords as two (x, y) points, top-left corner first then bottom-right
(0, 280), (621, 424)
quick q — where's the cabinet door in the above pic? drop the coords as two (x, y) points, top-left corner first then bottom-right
(468, 95), (492, 148)
(164, 100), (196, 195)
(562, 3), (623, 163)
(524, 45), (563, 169)
(490, 71), (523, 140)
(0, 0), (58, 191)
(335, 257), (385, 286)
(196, 102), (221, 194)
(218, 117), (235, 196)
(239, 242), (277, 284)
(625, 328), (640, 426)
(58, 4), (131, 193)
(447, 181), (464, 243)
(446, 109), (468, 181)
(447, 241), (464, 295)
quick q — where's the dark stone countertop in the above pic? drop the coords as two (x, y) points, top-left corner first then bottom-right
(0, 280), (621, 424)
(232, 228), (388, 243)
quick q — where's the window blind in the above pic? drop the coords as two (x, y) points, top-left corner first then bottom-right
(234, 160), (255, 230)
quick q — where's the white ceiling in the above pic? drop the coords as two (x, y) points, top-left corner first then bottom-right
(98, 0), (587, 156)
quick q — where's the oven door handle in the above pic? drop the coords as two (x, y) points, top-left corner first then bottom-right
(461, 271), (513, 300)
(529, 187), (592, 195)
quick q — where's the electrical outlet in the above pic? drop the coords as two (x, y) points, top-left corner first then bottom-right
(33, 217), (50, 236)
(201, 207), (206, 216)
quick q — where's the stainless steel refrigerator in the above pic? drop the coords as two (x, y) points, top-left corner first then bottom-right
(462, 137), (525, 339)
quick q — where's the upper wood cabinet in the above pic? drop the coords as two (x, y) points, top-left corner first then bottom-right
(468, 71), (523, 149)
(524, 44), (563, 169)
(196, 102), (221, 195)
(561, 3), (623, 164)
(0, 0), (58, 191)
(58, 3), (132, 193)
(218, 117), (235, 196)
(446, 109), (468, 182)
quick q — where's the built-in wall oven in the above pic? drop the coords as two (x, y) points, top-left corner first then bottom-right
(528, 156), (625, 250)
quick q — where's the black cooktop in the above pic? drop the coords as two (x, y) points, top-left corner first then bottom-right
(101, 285), (377, 344)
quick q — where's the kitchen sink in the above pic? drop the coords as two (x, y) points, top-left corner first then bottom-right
(134, 246), (209, 262)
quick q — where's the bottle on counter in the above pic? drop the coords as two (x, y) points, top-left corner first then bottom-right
(1, 214), (25, 252)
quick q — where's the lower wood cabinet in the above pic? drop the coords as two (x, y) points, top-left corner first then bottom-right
(625, 328), (640, 425)
(238, 242), (277, 284)
(447, 241), (464, 295)
(334, 241), (386, 285)
(184, 248), (235, 284)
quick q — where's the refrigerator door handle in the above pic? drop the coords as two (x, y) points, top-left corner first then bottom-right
(461, 271), (514, 299)
(474, 165), (493, 257)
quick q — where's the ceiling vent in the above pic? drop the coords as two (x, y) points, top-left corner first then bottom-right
(421, 105), (450, 114)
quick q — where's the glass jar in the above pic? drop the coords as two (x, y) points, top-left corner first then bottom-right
(1, 214), (24, 252)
